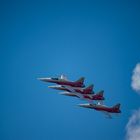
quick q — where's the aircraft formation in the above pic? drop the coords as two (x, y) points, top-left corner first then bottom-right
(38, 75), (121, 118)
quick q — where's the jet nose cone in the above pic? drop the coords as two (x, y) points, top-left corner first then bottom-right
(37, 78), (44, 81)
(78, 104), (87, 108)
(59, 92), (67, 96)
(37, 78), (50, 82)
(48, 85), (61, 90)
(78, 104), (84, 107)
(48, 85), (55, 88)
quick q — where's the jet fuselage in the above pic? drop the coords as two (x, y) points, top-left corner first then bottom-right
(49, 85), (94, 94)
(61, 92), (104, 101)
(79, 104), (121, 113)
(39, 78), (85, 87)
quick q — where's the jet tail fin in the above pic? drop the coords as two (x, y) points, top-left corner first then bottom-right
(84, 84), (94, 93)
(97, 90), (104, 96)
(113, 103), (121, 109)
(75, 77), (85, 84)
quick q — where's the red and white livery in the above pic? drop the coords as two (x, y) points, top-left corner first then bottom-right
(79, 103), (121, 118)
(38, 75), (85, 88)
(49, 84), (94, 94)
(60, 90), (104, 103)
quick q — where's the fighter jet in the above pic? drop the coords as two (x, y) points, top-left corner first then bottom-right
(38, 74), (121, 118)
(60, 90), (104, 103)
(78, 103), (121, 118)
(38, 75), (85, 87)
(48, 84), (94, 94)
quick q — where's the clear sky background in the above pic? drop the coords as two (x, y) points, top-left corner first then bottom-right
(1, 1), (140, 140)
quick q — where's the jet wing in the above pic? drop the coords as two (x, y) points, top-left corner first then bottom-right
(86, 99), (94, 104)
(83, 94), (93, 98)
(61, 85), (75, 92)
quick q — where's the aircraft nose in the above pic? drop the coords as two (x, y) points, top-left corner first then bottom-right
(78, 104), (88, 108)
(78, 104), (84, 107)
(37, 78), (50, 82)
(48, 85), (55, 88)
(37, 78), (44, 81)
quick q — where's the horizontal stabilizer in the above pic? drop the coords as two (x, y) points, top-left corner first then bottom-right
(97, 90), (104, 96)
(113, 103), (121, 109)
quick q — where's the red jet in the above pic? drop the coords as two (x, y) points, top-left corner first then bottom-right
(48, 84), (94, 94)
(79, 103), (121, 118)
(60, 90), (104, 103)
(38, 75), (85, 88)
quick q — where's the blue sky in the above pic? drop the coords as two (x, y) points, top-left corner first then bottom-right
(1, 1), (140, 140)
